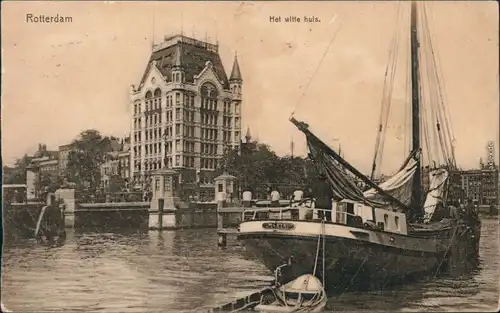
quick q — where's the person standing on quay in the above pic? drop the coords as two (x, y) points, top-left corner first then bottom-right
(312, 173), (334, 221)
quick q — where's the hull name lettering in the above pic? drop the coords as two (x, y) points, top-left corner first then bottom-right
(262, 222), (295, 230)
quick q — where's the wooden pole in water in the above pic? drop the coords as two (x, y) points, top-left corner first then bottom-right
(217, 200), (227, 247)
(217, 232), (227, 247)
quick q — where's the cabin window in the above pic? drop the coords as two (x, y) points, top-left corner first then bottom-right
(395, 216), (400, 230)
(336, 202), (346, 224)
(383, 214), (388, 228)
(255, 211), (269, 220)
(346, 202), (355, 225)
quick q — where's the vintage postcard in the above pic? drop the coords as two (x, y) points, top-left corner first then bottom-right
(1, 1), (499, 312)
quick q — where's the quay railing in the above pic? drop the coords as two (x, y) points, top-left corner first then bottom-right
(76, 192), (143, 204)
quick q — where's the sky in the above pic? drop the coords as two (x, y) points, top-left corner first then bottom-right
(1, 1), (498, 175)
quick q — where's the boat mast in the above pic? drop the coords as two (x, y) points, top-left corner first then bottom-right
(410, 1), (422, 219)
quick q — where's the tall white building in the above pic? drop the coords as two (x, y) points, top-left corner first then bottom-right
(129, 35), (242, 198)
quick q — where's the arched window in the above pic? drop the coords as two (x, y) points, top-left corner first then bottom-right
(201, 82), (218, 98)
(134, 100), (141, 115)
(145, 91), (153, 112)
(153, 88), (161, 110)
(200, 82), (218, 111)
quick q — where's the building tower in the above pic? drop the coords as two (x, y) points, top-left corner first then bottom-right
(245, 126), (252, 143)
(171, 44), (184, 84)
(229, 52), (243, 152)
(129, 35), (242, 199)
(487, 141), (496, 170)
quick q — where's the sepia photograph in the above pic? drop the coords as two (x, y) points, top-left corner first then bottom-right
(1, 1), (499, 312)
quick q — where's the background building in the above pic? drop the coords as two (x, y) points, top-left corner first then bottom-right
(129, 35), (243, 199)
(118, 137), (131, 187)
(460, 141), (498, 205)
(460, 169), (498, 205)
(58, 143), (74, 176)
(100, 152), (120, 191)
(26, 144), (60, 200)
(100, 137), (132, 191)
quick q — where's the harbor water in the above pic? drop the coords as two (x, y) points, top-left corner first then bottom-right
(2, 218), (499, 312)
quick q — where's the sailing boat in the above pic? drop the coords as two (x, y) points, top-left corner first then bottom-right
(237, 2), (480, 291)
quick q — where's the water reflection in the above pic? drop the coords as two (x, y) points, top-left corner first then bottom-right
(2, 219), (498, 312)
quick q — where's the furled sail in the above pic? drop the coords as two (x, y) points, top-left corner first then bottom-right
(307, 139), (368, 203)
(363, 152), (419, 206)
(422, 168), (449, 223)
(292, 117), (409, 210)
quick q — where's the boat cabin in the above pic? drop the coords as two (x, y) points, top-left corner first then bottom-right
(333, 199), (408, 234)
(243, 198), (408, 235)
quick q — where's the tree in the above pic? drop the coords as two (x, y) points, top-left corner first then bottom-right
(38, 172), (62, 194)
(215, 141), (319, 199)
(3, 154), (32, 184)
(64, 130), (117, 192)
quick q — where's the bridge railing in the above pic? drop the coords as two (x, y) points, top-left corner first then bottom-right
(76, 191), (144, 204)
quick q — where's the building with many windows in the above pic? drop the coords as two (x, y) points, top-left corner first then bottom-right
(26, 145), (60, 200)
(129, 35), (242, 198)
(99, 138), (132, 191)
(58, 143), (74, 176)
(460, 168), (498, 205)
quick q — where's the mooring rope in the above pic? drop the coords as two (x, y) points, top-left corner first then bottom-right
(322, 218), (326, 287)
(312, 219), (324, 277)
(433, 225), (460, 277)
(339, 254), (369, 298)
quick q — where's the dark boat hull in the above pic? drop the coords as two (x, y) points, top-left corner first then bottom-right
(237, 220), (479, 292)
(239, 236), (442, 291)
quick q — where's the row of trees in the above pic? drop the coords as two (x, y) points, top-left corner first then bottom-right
(3, 129), (124, 194)
(4, 130), (322, 199)
(64, 130), (122, 192)
(217, 141), (321, 198)
(3, 154), (32, 185)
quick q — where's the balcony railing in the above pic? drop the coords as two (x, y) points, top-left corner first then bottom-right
(241, 205), (362, 227)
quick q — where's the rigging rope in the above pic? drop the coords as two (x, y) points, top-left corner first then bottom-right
(370, 35), (396, 179)
(403, 3), (411, 157)
(425, 9), (448, 166)
(424, 3), (456, 168)
(419, 2), (457, 169)
(420, 76), (433, 165)
(290, 15), (346, 117)
(370, 2), (403, 180)
(421, 10), (443, 166)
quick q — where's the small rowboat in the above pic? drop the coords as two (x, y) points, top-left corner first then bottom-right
(254, 274), (327, 313)
(35, 205), (66, 247)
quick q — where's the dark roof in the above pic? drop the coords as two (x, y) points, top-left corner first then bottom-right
(230, 55), (242, 81)
(139, 36), (230, 90)
(215, 173), (237, 181)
